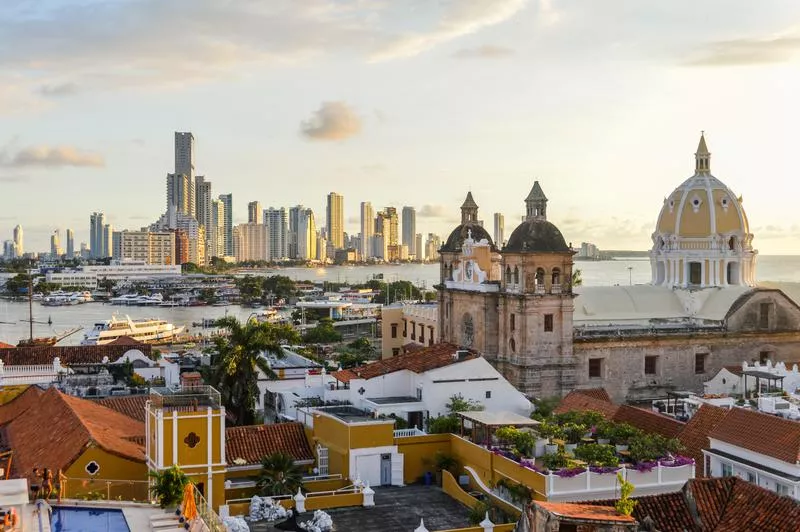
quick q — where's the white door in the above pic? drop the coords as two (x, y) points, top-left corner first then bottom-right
(391, 453), (404, 486)
(355, 455), (381, 486)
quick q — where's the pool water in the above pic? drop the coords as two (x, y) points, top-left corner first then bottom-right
(52, 507), (131, 532)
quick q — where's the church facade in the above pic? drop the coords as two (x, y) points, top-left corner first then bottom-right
(438, 135), (800, 402)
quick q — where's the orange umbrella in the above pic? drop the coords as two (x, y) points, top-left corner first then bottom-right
(182, 483), (198, 521)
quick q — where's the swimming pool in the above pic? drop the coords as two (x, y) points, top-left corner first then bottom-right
(51, 507), (131, 532)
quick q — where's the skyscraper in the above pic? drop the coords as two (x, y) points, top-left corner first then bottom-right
(415, 233), (423, 261)
(174, 132), (195, 179)
(66, 229), (74, 258)
(233, 223), (268, 262)
(210, 199), (225, 259)
(494, 213), (505, 248)
(195, 176), (212, 230)
(219, 194), (233, 256)
(89, 212), (105, 258)
(50, 230), (61, 257)
(402, 206), (416, 257)
(13, 225), (23, 257)
(102, 223), (113, 258)
(166, 173), (194, 216)
(360, 202), (374, 260)
(264, 207), (288, 261)
(297, 209), (316, 261)
(248, 201), (263, 224)
(288, 205), (305, 259)
(326, 192), (344, 250)
(376, 207), (399, 260)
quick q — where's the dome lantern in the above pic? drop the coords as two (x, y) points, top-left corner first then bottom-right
(525, 181), (548, 221)
(695, 131), (711, 175)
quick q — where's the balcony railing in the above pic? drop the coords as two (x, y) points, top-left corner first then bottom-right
(150, 385), (221, 410)
(194, 483), (226, 532)
(394, 427), (427, 438)
(551, 283), (562, 294)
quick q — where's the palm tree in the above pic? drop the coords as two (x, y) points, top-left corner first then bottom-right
(257, 452), (304, 496)
(211, 316), (300, 425)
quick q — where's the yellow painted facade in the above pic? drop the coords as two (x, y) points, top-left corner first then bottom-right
(64, 446), (149, 501)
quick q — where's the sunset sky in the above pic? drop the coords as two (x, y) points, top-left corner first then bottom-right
(2, 0), (800, 253)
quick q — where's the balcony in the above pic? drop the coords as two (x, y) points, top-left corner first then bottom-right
(551, 283), (562, 294)
(545, 463), (695, 501)
(394, 427), (427, 438)
(149, 385), (221, 411)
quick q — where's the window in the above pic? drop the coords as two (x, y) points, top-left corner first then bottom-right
(485, 391), (492, 399)
(85, 461), (100, 475)
(535, 268), (545, 286)
(721, 463), (733, 477)
(391, 323), (397, 339)
(392, 348), (400, 357)
(776, 483), (791, 497)
(403, 320), (407, 337)
(695, 353), (708, 374)
(410, 321), (416, 340)
(759, 351), (770, 364)
(419, 324), (425, 343)
(759, 303), (771, 329)
(689, 262), (702, 285)
(510, 338), (516, 353)
(544, 314), (554, 332)
(589, 358), (603, 378)
(645, 355), (658, 375)
(552, 268), (561, 286)
(510, 313), (516, 332)
(416, 388), (423, 401)
(747, 472), (756, 484)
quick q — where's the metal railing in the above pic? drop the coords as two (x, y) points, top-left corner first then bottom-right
(150, 385), (221, 410)
(64, 477), (151, 502)
(194, 483), (226, 532)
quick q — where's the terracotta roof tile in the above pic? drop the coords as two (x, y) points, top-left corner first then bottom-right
(97, 395), (150, 423)
(612, 405), (685, 439)
(0, 342), (13, 349)
(553, 390), (619, 419)
(0, 386), (44, 426)
(588, 492), (698, 532)
(574, 388), (612, 403)
(332, 343), (476, 383)
(0, 342), (152, 366)
(0, 388), (144, 480)
(534, 502), (635, 523)
(225, 423), (314, 466)
(677, 405), (731, 477)
(708, 407), (800, 463)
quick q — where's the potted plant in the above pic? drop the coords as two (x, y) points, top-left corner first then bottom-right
(542, 451), (569, 472)
(610, 423), (639, 453)
(537, 422), (564, 455)
(595, 420), (614, 445)
(574, 444), (619, 467)
(562, 423), (587, 455)
(432, 451), (459, 486)
(149, 465), (189, 509)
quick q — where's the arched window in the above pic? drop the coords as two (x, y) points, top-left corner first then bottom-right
(510, 337), (516, 353)
(513, 266), (519, 284)
(552, 268), (561, 286)
(535, 268), (545, 286)
(505, 266), (512, 284)
(728, 236), (736, 251)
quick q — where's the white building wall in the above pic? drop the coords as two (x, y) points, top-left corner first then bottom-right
(706, 438), (800, 500)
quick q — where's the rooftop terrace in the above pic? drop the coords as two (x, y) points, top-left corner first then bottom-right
(149, 385), (221, 410)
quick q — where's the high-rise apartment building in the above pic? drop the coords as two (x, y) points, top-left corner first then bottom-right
(219, 194), (233, 256)
(89, 213), (105, 258)
(297, 209), (316, 261)
(66, 229), (74, 258)
(493, 213), (505, 248)
(13, 225), (23, 257)
(112, 230), (176, 265)
(195, 176), (212, 229)
(248, 201), (262, 225)
(317, 234), (328, 262)
(174, 132), (195, 179)
(210, 199), (226, 259)
(288, 205), (305, 259)
(233, 223), (268, 262)
(50, 230), (62, 257)
(150, 205), (204, 264)
(375, 207), (399, 261)
(425, 233), (441, 261)
(264, 207), (288, 261)
(360, 202), (374, 260)
(415, 233), (423, 261)
(102, 224), (113, 258)
(402, 206), (416, 256)
(326, 192), (344, 250)
(3, 241), (14, 260)
(166, 173), (194, 216)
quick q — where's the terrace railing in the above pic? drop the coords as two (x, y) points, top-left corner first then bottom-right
(194, 482), (226, 532)
(394, 427), (427, 438)
(63, 477), (151, 502)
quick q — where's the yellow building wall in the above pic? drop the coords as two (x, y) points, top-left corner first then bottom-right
(381, 306), (404, 359)
(312, 415), (351, 454)
(64, 447), (148, 501)
(450, 436), (493, 485)
(349, 423), (394, 449)
(491, 454), (546, 500)
(678, 192), (711, 237)
(713, 189), (741, 234)
(395, 434), (452, 484)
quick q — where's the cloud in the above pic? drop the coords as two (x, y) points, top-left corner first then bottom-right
(37, 82), (79, 97)
(1, 146), (104, 168)
(371, 0), (528, 61)
(682, 33), (800, 67)
(452, 45), (514, 59)
(418, 204), (450, 218)
(300, 101), (362, 141)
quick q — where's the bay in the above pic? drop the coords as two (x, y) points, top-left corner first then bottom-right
(1, 255), (799, 346)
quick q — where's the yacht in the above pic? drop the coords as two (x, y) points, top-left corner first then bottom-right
(81, 315), (185, 345)
(109, 294), (140, 305)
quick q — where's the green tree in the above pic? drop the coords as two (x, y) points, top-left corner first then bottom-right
(302, 318), (342, 344)
(257, 452), (304, 496)
(149, 465), (189, 508)
(569, 268), (583, 288)
(615, 472), (637, 517)
(210, 316), (301, 425)
(446, 394), (484, 414)
(197, 288), (218, 304)
(236, 275), (264, 304)
(531, 396), (561, 420)
(262, 275), (296, 302)
(336, 351), (368, 369)
(182, 262), (201, 274)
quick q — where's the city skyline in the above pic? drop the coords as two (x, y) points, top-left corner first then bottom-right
(3, 1), (800, 253)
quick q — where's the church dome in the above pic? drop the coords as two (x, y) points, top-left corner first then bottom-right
(440, 191), (496, 253)
(655, 134), (750, 239)
(504, 220), (569, 253)
(503, 181), (571, 254)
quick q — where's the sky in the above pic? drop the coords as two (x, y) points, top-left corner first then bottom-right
(2, 0), (800, 254)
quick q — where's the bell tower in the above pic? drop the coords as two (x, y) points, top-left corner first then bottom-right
(461, 191), (479, 223)
(525, 181), (548, 221)
(695, 132), (710, 175)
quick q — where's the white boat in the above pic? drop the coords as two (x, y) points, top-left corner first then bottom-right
(110, 294), (140, 305)
(81, 315), (186, 345)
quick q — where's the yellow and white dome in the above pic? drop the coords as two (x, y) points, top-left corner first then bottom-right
(650, 134), (757, 288)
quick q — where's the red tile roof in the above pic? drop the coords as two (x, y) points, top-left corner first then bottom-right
(225, 423), (314, 466)
(0, 342), (13, 349)
(97, 395), (150, 423)
(0, 342), (153, 366)
(708, 407), (800, 463)
(535, 502), (635, 523)
(553, 390), (619, 419)
(587, 477), (800, 532)
(0, 388), (145, 480)
(677, 405), (731, 477)
(332, 343), (476, 383)
(574, 388), (612, 403)
(612, 405), (685, 439)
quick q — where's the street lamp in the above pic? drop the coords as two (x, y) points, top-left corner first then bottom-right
(627, 266), (633, 286)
